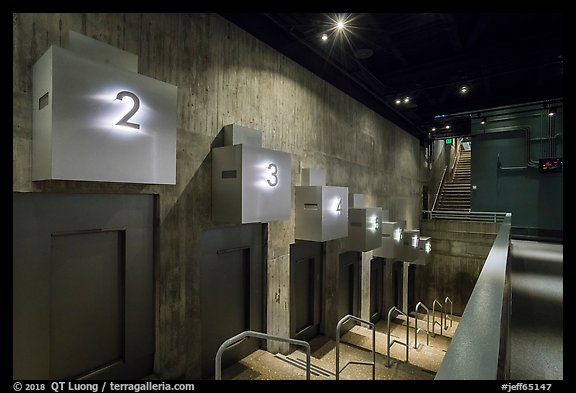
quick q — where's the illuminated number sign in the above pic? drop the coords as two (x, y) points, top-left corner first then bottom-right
(32, 33), (177, 184)
(346, 207), (383, 252)
(212, 144), (291, 224)
(266, 163), (279, 187)
(295, 185), (348, 242)
(336, 198), (343, 213)
(115, 91), (141, 129)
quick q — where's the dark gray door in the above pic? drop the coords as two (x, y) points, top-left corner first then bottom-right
(338, 251), (360, 332)
(200, 224), (264, 379)
(370, 257), (385, 322)
(13, 193), (155, 380)
(290, 241), (323, 341)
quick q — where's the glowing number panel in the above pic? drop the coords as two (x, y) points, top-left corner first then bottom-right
(32, 45), (177, 184)
(346, 207), (383, 252)
(373, 221), (405, 259)
(295, 186), (348, 242)
(212, 144), (292, 224)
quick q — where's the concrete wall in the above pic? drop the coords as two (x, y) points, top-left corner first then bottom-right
(13, 13), (426, 378)
(417, 219), (499, 315)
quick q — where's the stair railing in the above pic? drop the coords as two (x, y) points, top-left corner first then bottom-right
(335, 314), (376, 380)
(215, 330), (311, 380)
(432, 299), (444, 336)
(414, 302), (431, 348)
(444, 297), (453, 329)
(386, 306), (409, 367)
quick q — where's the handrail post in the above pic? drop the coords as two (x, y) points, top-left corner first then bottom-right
(432, 299), (444, 336)
(444, 297), (453, 329)
(414, 302), (430, 348)
(215, 330), (311, 380)
(386, 306), (410, 368)
(336, 314), (376, 380)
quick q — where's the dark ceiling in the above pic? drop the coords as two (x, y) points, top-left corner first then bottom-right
(220, 13), (564, 142)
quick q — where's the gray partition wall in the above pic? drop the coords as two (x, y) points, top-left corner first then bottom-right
(13, 193), (156, 380)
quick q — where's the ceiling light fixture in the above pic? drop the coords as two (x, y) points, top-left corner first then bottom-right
(321, 33), (328, 41)
(336, 20), (345, 30)
(395, 99), (401, 104)
(481, 118), (486, 125)
(460, 86), (468, 94)
(403, 97), (410, 103)
(431, 127), (436, 131)
(446, 125), (451, 129)
(548, 108), (556, 116)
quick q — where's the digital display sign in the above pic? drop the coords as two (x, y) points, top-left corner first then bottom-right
(538, 157), (562, 173)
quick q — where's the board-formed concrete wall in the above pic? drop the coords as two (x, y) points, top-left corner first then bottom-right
(13, 13), (427, 378)
(418, 219), (499, 315)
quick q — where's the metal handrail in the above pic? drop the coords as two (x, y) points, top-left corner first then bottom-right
(215, 330), (311, 380)
(414, 302), (430, 348)
(432, 299), (444, 336)
(444, 297), (453, 329)
(436, 213), (513, 380)
(431, 165), (448, 212)
(423, 209), (508, 223)
(336, 315), (376, 380)
(386, 306), (409, 367)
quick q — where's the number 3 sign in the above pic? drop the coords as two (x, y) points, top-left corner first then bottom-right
(212, 142), (292, 224)
(32, 31), (177, 184)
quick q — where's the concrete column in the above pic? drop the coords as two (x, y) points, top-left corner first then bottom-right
(266, 252), (290, 354)
(323, 239), (345, 339)
(360, 250), (373, 326)
(383, 258), (395, 316)
(403, 261), (410, 314)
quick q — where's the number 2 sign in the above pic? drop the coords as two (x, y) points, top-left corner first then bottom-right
(32, 32), (177, 184)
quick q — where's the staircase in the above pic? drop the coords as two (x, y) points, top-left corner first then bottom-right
(435, 149), (471, 212)
(220, 313), (460, 380)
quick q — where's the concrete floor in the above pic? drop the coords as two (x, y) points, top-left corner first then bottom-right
(509, 240), (563, 380)
(221, 315), (460, 380)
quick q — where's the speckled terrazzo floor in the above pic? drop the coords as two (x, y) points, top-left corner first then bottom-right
(221, 315), (460, 380)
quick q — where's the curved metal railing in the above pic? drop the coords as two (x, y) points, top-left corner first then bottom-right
(414, 302), (430, 348)
(444, 296), (453, 329)
(386, 306), (409, 367)
(335, 314), (376, 380)
(215, 330), (311, 380)
(432, 299), (444, 336)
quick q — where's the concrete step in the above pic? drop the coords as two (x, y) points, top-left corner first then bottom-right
(338, 320), (450, 374)
(222, 333), (438, 380)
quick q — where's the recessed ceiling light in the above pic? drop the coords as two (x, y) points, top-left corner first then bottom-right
(395, 99), (401, 104)
(321, 33), (328, 41)
(460, 86), (468, 94)
(446, 125), (451, 129)
(431, 127), (436, 131)
(481, 118), (486, 125)
(403, 97), (410, 103)
(548, 108), (556, 116)
(336, 20), (345, 30)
